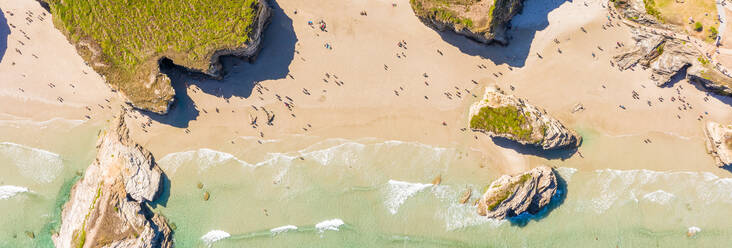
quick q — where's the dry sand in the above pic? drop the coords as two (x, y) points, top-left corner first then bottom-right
(1, 0), (731, 176)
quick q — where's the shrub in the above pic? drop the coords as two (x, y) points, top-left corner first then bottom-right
(709, 26), (718, 39)
(694, 22), (703, 32)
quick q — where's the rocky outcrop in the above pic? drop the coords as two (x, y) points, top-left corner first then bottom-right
(611, 0), (662, 26)
(613, 28), (732, 95)
(409, 0), (524, 45)
(53, 111), (173, 248)
(704, 121), (732, 167)
(469, 86), (581, 150)
(43, 0), (272, 114)
(477, 166), (557, 219)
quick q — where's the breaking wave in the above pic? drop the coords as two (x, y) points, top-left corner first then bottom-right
(158, 148), (251, 174)
(384, 180), (433, 214)
(200, 230), (231, 247)
(642, 190), (676, 205)
(0, 185), (30, 200)
(270, 225), (298, 235)
(0, 142), (63, 183)
(580, 169), (732, 213)
(315, 218), (345, 232)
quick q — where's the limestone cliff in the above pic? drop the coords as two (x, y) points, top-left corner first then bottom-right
(469, 86), (581, 150)
(477, 166), (557, 219)
(613, 29), (732, 96)
(704, 121), (732, 167)
(52, 111), (173, 248)
(409, 0), (524, 45)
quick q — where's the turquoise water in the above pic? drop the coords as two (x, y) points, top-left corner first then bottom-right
(2, 123), (732, 247)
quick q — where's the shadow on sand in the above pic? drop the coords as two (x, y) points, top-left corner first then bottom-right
(661, 66), (732, 107)
(435, 0), (570, 68)
(0, 8), (9, 63)
(491, 136), (578, 160)
(508, 169), (568, 227)
(144, 0), (297, 128)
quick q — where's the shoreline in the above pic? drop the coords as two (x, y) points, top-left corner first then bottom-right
(2, 0), (732, 181)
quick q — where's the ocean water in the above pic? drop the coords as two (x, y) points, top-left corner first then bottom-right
(3, 122), (732, 247)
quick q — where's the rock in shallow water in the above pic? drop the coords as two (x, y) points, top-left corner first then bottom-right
(469, 86), (581, 150)
(53, 111), (172, 248)
(477, 166), (558, 220)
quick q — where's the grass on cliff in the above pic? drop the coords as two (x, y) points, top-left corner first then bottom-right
(470, 105), (535, 142)
(47, 0), (261, 109)
(485, 174), (532, 211)
(410, 0), (488, 30)
(643, 0), (718, 43)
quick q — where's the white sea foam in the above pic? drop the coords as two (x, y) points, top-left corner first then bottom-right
(555, 167), (578, 181)
(200, 230), (230, 247)
(687, 226), (702, 236)
(384, 180), (433, 214)
(305, 142), (366, 166)
(0, 142), (63, 183)
(429, 185), (505, 230)
(642, 190), (676, 205)
(270, 225), (297, 235)
(442, 197), (505, 230)
(0, 185), (30, 200)
(578, 169), (732, 213)
(158, 148), (252, 174)
(314, 219), (344, 232)
(0, 114), (85, 128)
(238, 136), (280, 144)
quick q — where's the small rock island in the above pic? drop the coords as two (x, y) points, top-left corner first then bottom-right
(477, 166), (558, 219)
(43, 0), (271, 114)
(409, 0), (525, 44)
(469, 86), (581, 150)
(52, 112), (172, 248)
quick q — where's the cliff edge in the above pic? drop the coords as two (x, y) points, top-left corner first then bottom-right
(409, 0), (524, 45)
(43, 0), (272, 114)
(52, 111), (173, 248)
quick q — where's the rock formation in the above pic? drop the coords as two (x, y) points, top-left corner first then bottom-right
(613, 29), (732, 96)
(409, 0), (524, 45)
(477, 166), (557, 219)
(469, 86), (581, 150)
(704, 121), (732, 167)
(43, 0), (272, 114)
(611, 1), (732, 96)
(53, 111), (173, 248)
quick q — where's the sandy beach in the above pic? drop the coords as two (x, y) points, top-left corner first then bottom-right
(4, 0), (732, 246)
(1, 0), (731, 176)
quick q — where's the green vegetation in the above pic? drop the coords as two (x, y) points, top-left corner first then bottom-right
(486, 173), (533, 211)
(694, 21), (703, 31)
(643, 0), (663, 20)
(428, 7), (474, 28)
(656, 43), (664, 55)
(47, 0), (263, 111)
(409, 0), (493, 31)
(709, 26), (718, 39)
(73, 183), (103, 248)
(698, 56), (710, 65)
(470, 105), (535, 142)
